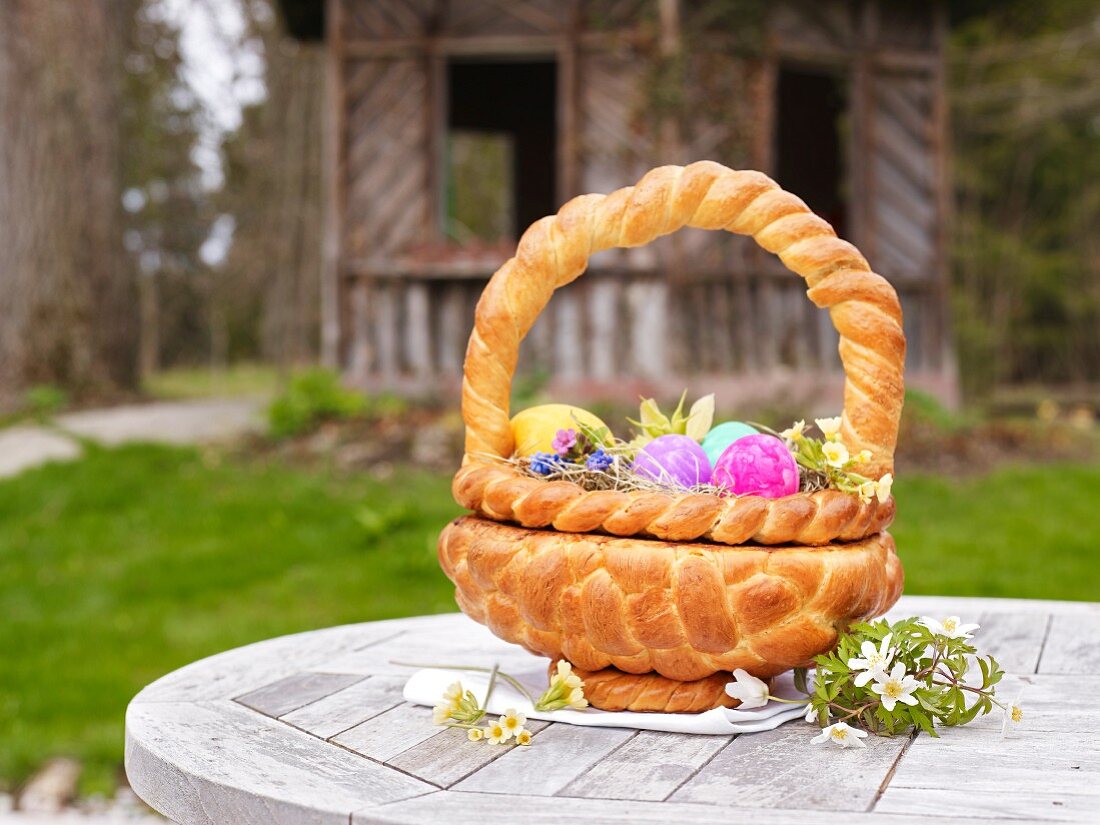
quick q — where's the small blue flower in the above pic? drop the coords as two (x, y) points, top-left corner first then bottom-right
(585, 449), (613, 472)
(529, 451), (563, 476)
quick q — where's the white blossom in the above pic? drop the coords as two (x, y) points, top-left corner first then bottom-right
(804, 702), (828, 724)
(815, 416), (843, 441)
(485, 719), (510, 744)
(847, 633), (895, 687)
(871, 662), (920, 712)
(822, 441), (850, 468)
(725, 668), (770, 709)
(811, 722), (868, 748)
(781, 420), (806, 441)
(1001, 689), (1025, 738)
(876, 472), (894, 502)
(920, 616), (980, 640)
(500, 708), (526, 737)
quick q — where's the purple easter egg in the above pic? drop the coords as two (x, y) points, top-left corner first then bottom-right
(712, 434), (799, 498)
(633, 434), (712, 489)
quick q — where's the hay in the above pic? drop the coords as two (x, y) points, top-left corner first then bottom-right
(480, 451), (829, 497)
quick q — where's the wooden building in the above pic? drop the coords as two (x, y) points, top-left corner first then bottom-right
(279, 0), (957, 407)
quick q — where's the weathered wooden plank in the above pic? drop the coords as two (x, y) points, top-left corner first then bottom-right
(670, 723), (909, 811)
(887, 596), (1100, 620)
(374, 282), (399, 380)
(452, 723), (635, 796)
(957, 674), (1100, 734)
(281, 675), (407, 739)
(388, 720), (550, 787)
(314, 620), (537, 677)
(333, 702), (445, 762)
(877, 787), (1097, 822)
(889, 724), (1100, 797)
(627, 280), (668, 378)
(132, 623), (405, 703)
(587, 278), (618, 379)
(404, 282), (432, 376)
(346, 281), (373, 380)
(235, 672), (364, 718)
(126, 700), (430, 825)
(554, 290), (584, 379)
(559, 730), (732, 802)
(974, 612), (1050, 675)
(362, 790), (999, 825)
(436, 285), (466, 373)
(1039, 615), (1100, 674)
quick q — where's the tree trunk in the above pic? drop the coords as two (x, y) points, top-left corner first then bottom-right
(0, 1), (135, 407)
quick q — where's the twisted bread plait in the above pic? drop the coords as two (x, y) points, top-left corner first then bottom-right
(551, 661), (738, 713)
(439, 516), (904, 683)
(453, 461), (895, 546)
(462, 161), (905, 480)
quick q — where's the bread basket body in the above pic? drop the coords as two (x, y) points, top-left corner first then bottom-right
(439, 162), (906, 703)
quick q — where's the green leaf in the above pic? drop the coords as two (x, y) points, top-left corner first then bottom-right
(685, 394), (715, 441)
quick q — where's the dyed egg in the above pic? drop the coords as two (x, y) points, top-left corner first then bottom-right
(633, 434), (711, 489)
(701, 421), (759, 468)
(712, 434), (799, 498)
(510, 404), (607, 457)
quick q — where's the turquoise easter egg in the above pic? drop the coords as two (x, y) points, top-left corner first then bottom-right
(701, 421), (759, 467)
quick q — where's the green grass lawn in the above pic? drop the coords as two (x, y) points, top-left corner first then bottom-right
(1, 445), (1098, 794)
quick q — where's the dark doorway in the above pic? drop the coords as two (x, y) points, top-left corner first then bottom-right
(775, 66), (848, 235)
(446, 60), (557, 242)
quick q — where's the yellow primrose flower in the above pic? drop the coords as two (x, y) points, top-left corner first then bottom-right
(536, 661), (589, 710)
(467, 727), (484, 742)
(815, 416), (843, 441)
(780, 420), (806, 441)
(876, 472), (894, 502)
(486, 720), (510, 744)
(443, 681), (464, 706)
(858, 481), (877, 504)
(515, 729), (533, 746)
(857, 449), (872, 463)
(432, 703), (452, 725)
(822, 441), (850, 468)
(500, 709), (526, 737)
(556, 660), (584, 690)
(568, 687), (589, 709)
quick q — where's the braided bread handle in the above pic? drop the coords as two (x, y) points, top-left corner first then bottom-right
(462, 161), (905, 477)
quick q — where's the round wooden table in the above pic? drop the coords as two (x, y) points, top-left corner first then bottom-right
(125, 595), (1099, 824)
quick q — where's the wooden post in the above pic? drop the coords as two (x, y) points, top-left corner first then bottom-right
(558, 0), (581, 201)
(929, 0), (956, 386)
(321, 0), (346, 369)
(850, 0), (877, 262)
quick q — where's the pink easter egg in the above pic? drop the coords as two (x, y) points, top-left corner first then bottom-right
(712, 434), (799, 498)
(633, 434), (711, 489)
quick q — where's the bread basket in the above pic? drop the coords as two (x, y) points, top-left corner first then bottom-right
(438, 161), (905, 712)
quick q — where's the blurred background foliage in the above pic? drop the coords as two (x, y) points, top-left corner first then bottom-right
(951, 0), (1100, 398)
(1, 0), (1098, 410)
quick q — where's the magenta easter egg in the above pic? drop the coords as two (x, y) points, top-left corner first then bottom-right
(633, 434), (711, 489)
(712, 434), (799, 498)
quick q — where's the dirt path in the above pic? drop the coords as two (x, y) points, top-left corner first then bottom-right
(0, 398), (264, 479)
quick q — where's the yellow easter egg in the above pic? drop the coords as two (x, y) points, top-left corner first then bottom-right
(510, 404), (608, 457)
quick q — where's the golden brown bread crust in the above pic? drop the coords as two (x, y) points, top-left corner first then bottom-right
(453, 461), (895, 547)
(555, 661), (740, 712)
(456, 161), (905, 545)
(439, 516), (904, 683)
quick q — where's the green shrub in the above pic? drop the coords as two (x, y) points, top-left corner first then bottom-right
(267, 369), (367, 438)
(24, 385), (68, 420)
(902, 388), (967, 433)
